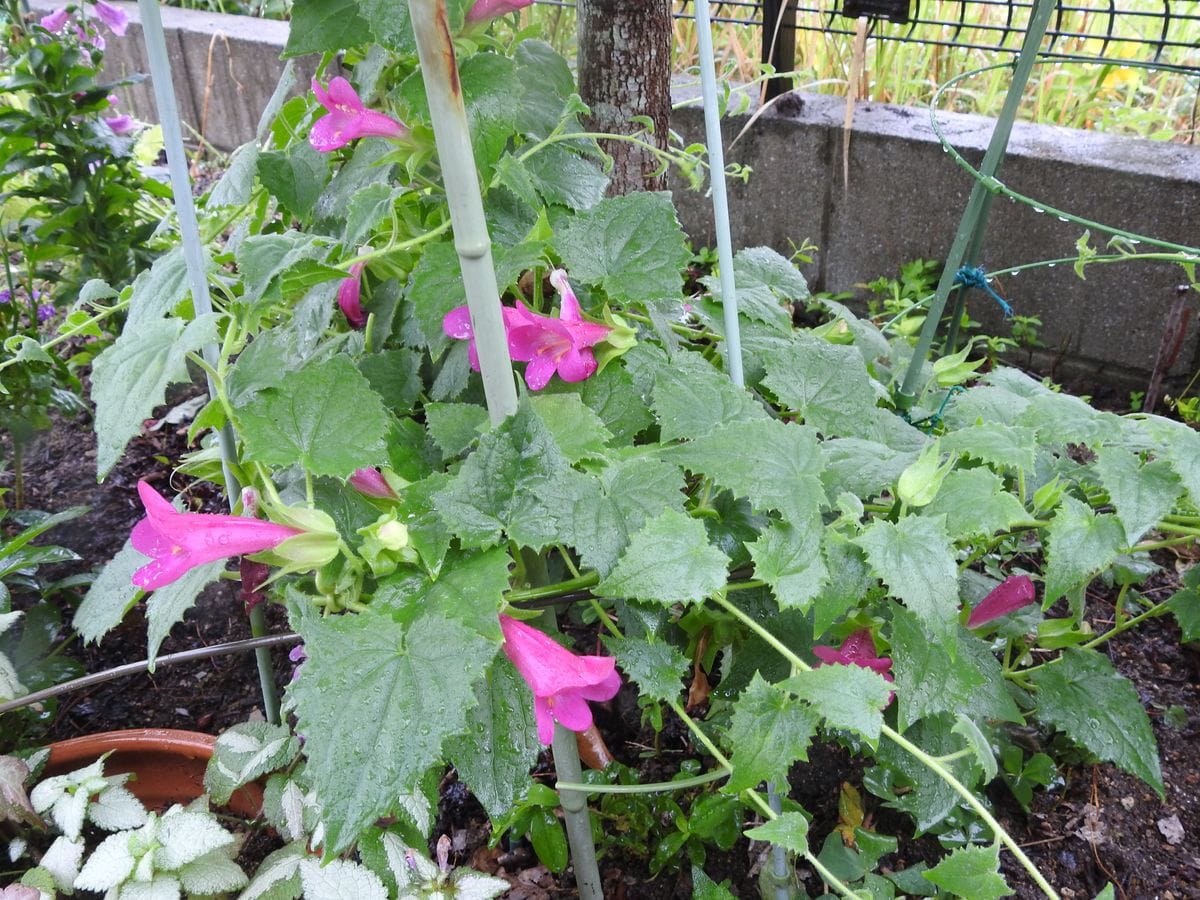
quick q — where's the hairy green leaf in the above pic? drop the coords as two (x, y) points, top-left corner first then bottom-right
(596, 510), (730, 605)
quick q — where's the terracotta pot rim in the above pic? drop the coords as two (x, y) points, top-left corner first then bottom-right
(46, 728), (218, 767)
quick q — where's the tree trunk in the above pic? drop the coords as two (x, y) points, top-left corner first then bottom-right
(577, 0), (672, 196)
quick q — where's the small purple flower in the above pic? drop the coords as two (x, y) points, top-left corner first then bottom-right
(288, 644), (307, 682)
(40, 8), (70, 32)
(93, 1), (129, 36)
(104, 114), (136, 135)
(0, 289), (11, 305)
(37, 304), (55, 324)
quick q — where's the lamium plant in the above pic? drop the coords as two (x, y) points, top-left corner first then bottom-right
(40, 0), (1199, 897)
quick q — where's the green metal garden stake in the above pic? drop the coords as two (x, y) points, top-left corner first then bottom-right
(407, 0), (518, 425)
(897, 0), (1056, 406)
(135, 0), (279, 725)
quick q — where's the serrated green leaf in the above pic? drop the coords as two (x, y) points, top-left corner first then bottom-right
(941, 422), (1037, 474)
(691, 866), (737, 900)
(571, 364), (652, 443)
(1019, 390), (1114, 447)
(724, 673), (817, 792)
(73, 541), (142, 644)
(125, 247), (191, 327)
(1095, 446), (1183, 544)
(744, 811), (810, 855)
(517, 144), (609, 210)
(376, 548), (509, 641)
(205, 722), (301, 807)
(235, 357), (389, 478)
(781, 664), (891, 744)
(91, 315), (220, 478)
(819, 437), (917, 500)
(855, 516), (959, 636)
(869, 714), (969, 832)
(749, 520), (827, 611)
(762, 332), (880, 435)
(146, 560), (224, 664)
(553, 192), (691, 304)
(528, 394), (611, 463)
(924, 843), (1011, 899)
(1138, 416), (1200, 510)
(890, 607), (980, 730)
(650, 348), (769, 442)
(257, 143), (329, 222)
(287, 609), (497, 853)
(358, 348), (423, 417)
(950, 713), (998, 782)
(924, 469), (1030, 538)
(284, 0), (372, 56)
(595, 509), (730, 605)
(235, 843), (304, 900)
(702, 246), (809, 332)
(343, 183), (403, 249)
(605, 636), (688, 702)
(236, 232), (330, 307)
(445, 656), (541, 821)
(812, 531), (873, 638)
(425, 402), (489, 457)
(1167, 567), (1200, 641)
(559, 458), (686, 576)
(666, 418), (825, 527)
(1043, 497), (1126, 605)
(1030, 647), (1163, 795)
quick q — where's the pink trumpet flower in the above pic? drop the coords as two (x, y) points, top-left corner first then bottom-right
(104, 114), (135, 135)
(466, 0), (535, 22)
(499, 615), (621, 744)
(337, 261), (368, 329)
(813, 630), (894, 682)
(309, 78), (407, 153)
(130, 480), (301, 591)
(93, 1), (128, 36)
(967, 575), (1037, 628)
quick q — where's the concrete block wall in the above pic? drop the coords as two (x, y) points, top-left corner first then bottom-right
(28, 0), (1200, 385)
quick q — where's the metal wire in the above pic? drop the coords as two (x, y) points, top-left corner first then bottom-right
(536, 1), (1200, 69)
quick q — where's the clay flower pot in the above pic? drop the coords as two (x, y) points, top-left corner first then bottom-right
(44, 728), (262, 817)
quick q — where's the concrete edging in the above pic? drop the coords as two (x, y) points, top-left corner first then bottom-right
(33, 0), (1200, 385)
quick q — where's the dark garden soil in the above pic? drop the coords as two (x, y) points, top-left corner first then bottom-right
(5, 385), (1200, 899)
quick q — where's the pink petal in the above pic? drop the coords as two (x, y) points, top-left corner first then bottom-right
(466, 0), (535, 22)
(132, 555), (194, 591)
(310, 78), (332, 109)
(104, 114), (135, 135)
(309, 115), (352, 153)
(523, 353), (558, 391)
(343, 109), (407, 142)
(550, 692), (594, 733)
(349, 468), (397, 500)
(337, 273), (366, 329)
(548, 269), (581, 321)
(130, 517), (170, 558)
(443, 305), (474, 340)
(323, 77), (366, 114)
(967, 575), (1037, 628)
(533, 695), (556, 744)
(553, 347), (597, 384)
(567, 319), (613, 349)
(838, 630), (878, 661)
(40, 8), (70, 31)
(812, 645), (846, 666)
(578, 667), (621, 702)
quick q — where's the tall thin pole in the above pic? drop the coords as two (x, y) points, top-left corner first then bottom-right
(135, 0), (279, 724)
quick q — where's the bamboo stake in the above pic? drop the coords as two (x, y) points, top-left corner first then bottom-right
(407, 0), (518, 425)
(135, 0), (280, 725)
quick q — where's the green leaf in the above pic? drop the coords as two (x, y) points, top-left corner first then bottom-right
(666, 418), (825, 527)
(434, 401), (590, 550)
(724, 673), (817, 792)
(91, 314), (220, 478)
(749, 520), (827, 611)
(235, 357), (389, 478)
(236, 232), (331, 307)
(287, 609), (497, 853)
(358, 349), (423, 417)
(73, 541), (143, 644)
(950, 713), (998, 782)
(923, 843), (1012, 900)
(889, 607), (980, 731)
(924, 469), (1030, 538)
(376, 548), (509, 641)
(559, 458), (686, 576)
(1019, 390), (1114, 447)
(514, 144), (609, 210)
(205, 722), (301, 806)
(1043, 497), (1126, 605)
(605, 636), (688, 702)
(650, 348), (769, 442)
(285, 0), (373, 56)
(1094, 446), (1182, 544)
(146, 560), (224, 664)
(553, 192), (691, 304)
(425, 403), (489, 458)
(572, 364), (653, 444)
(1167, 566), (1200, 642)
(869, 714), (968, 832)
(1138, 416), (1200, 510)
(781, 664), (891, 745)
(528, 394), (611, 463)
(691, 866), (737, 900)
(941, 422), (1037, 474)
(1030, 647), (1163, 795)
(702, 246), (809, 332)
(812, 532), (873, 638)
(855, 515), (959, 636)
(530, 808), (568, 872)
(125, 247), (192, 327)
(343, 183), (403, 249)
(743, 811), (810, 855)
(761, 333), (880, 435)
(595, 509), (730, 606)
(445, 656), (541, 821)
(820, 438), (917, 500)
(258, 143), (329, 222)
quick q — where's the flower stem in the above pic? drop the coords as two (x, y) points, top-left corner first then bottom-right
(556, 767), (730, 795)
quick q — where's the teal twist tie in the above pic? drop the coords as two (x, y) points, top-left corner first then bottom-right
(954, 266), (1012, 317)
